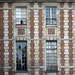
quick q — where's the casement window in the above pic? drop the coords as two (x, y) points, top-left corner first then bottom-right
(16, 8), (27, 25)
(16, 42), (27, 71)
(46, 41), (57, 72)
(46, 8), (56, 25)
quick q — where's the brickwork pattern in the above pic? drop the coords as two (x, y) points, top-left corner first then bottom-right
(18, 29), (25, 35)
(0, 2), (75, 75)
(48, 28), (55, 35)
(28, 3), (45, 75)
(58, 3), (74, 75)
(0, 3), (14, 75)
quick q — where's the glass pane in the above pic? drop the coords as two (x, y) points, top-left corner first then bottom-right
(17, 8), (20, 11)
(16, 42), (27, 71)
(46, 41), (57, 72)
(16, 8), (26, 25)
(46, 8), (56, 25)
(16, 42), (21, 49)
(22, 8), (26, 11)
(49, 45), (51, 49)
(22, 42), (27, 49)
(46, 50), (49, 53)
(48, 50), (51, 53)
(46, 42), (48, 45)
(46, 46), (48, 48)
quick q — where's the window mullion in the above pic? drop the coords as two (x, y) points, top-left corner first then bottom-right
(46, 7), (56, 25)
(50, 8), (51, 24)
(51, 42), (52, 71)
(21, 43), (22, 70)
(21, 8), (22, 23)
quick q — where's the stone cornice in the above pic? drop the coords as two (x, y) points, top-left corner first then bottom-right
(0, 0), (74, 3)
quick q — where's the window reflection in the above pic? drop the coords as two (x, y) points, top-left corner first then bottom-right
(16, 42), (27, 71)
(22, 42), (27, 49)
(16, 8), (27, 25)
(16, 42), (21, 49)
(46, 8), (56, 25)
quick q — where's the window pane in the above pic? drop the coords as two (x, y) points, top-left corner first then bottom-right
(22, 42), (27, 49)
(16, 8), (27, 25)
(16, 42), (21, 49)
(16, 42), (27, 71)
(46, 41), (57, 72)
(46, 8), (56, 25)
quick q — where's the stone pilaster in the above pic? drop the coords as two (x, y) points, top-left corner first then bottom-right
(3, 4), (9, 75)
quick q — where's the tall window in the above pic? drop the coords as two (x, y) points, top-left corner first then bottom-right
(16, 8), (27, 25)
(16, 42), (27, 71)
(46, 41), (57, 72)
(46, 8), (56, 25)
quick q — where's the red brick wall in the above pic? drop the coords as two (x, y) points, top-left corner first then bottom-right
(38, 9), (42, 39)
(68, 3), (72, 7)
(0, 41), (4, 75)
(30, 3), (35, 75)
(8, 41), (13, 66)
(0, 10), (4, 39)
(60, 41), (65, 66)
(48, 28), (55, 35)
(0, 10), (4, 75)
(30, 40), (35, 66)
(68, 5), (73, 74)
(8, 6), (13, 75)
(68, 10), (73, 38)
(61, 68), (65, 75)
(30, 3), (34, 7)
(0, 69), (4, 75)
(59, 4), (65, 74)
(30, 5), (35, 66)
(38, 9), (43, 66)
(69, 69), (74, 75)
(31, 69), (35, 75)
(18, 29), (25, 35)
(8, 10), (13, 65)
(39, 41), (43, 66)
(30, 9), (34, 39)
(8, 69), (13, 75)
(8, 3), (12, 8)
(60, 3), (64, 7)
(60, 10), (64, 38)
(8, 10), (12, 39)
(0, 3), (4, 8)
(60, 8), (65, 66)
(38, 3), (44, 75)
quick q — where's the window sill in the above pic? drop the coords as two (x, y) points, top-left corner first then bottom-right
(14, 71), (28, 73)
(16, 25), (27, 28)
(46, 25), (57, 28)
(46, 71), (59, 73)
